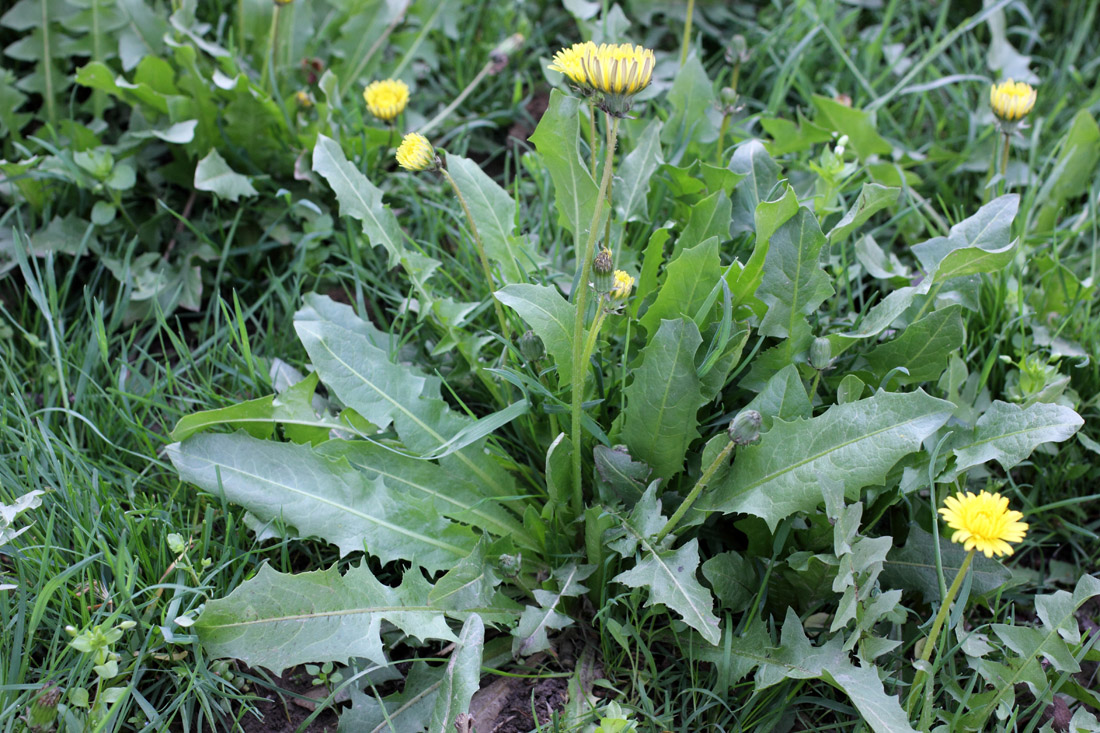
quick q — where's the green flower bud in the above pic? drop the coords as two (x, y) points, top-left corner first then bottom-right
(726, 35), (749, 64)
(498, 553), (522, 576)
(593, 248), (614, 293)
(518, 330), (545, 362)
(24, 684), (60, 732)
(810, 337), (832, 371)
(727, 409), (762, 446)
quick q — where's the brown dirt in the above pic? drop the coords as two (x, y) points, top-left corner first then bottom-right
(185, 667), (342, 733)
(472, 674), (569, 733)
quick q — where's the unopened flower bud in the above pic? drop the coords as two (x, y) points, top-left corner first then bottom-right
(498, 553), (522, 576)
(720, 87), (738, 107)
(593, 248), (614, 293)
(728, 410), (762, 446)
(810, 337), (832, 371)
(518, 330), (544, 362)
(726, 35), (749, 64)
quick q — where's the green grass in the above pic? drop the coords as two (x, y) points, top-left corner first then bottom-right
(2, 0), (1099, 730)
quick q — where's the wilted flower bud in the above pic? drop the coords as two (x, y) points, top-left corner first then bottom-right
(518, 330), (545, 362)
(23, 683), (60, 732)
(810, 337), (832, 370)
(593, 248), (614, 293)
(727, 410), (762, 446)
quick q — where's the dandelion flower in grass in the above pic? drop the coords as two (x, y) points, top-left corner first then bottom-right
(548, 42), (595, 87)
(938, 490), (1028, 558)
(580, 42), (655, 116)
(609, 270), (634, 302)
(990, 80), (1037, 123)
(363, 79), (409, 122)
(395, 133), (437, 172)
(582, 43), (655, 95)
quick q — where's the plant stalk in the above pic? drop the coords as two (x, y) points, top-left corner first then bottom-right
(587, 100), (599, 174)
(906, 547), (975, 717)
(569, 116), (621, 518)
(679, 0), (696, 66)
(440, 166), (511, 341)
(260, 4), (281, 93)
(716, 113), (730, 165)
(339, 0), (411, 99)
(999, 131), (1011, 195)
(655, 438), (735, 544)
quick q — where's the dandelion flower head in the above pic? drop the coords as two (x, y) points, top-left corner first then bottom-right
(610, 270), (635, 301)
(395, 133), (436, 172)
(548, 42), (595, 87)
(990, 80), (1037, 122)
(581, 43), (655, 96)
(938, 490), (1028, 558)
(363, 79), (410, 122)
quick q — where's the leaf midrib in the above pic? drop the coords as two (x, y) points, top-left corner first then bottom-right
(187, 451), (468, 557)
(733, 408), (947, 497)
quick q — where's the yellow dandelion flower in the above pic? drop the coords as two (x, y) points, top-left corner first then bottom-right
(395, 133), (437, 172)
(294, 90), (313, 108)
(548, 42), (595, 87)
(363, 79), (410, 122)
(609, 270), (634, 301)
(938, 490), (1028, 558)
(990, 79), (1037, 123)
(581, 43), (655, 96)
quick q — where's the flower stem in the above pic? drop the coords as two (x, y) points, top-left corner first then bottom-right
(679, 0), (696, 66)
(237, 0), (246, 57)
(999, 131), (1011, 195)
(905, 547), (975, 718)
(603, 117), (615, 255)
(587, 100), (598, 175)
(441, 166), (511, 341)
(260, 4), (281, 93)
(570, 115), (621, 518)
(578, 307), (608, 384)
(655, 437), (735, 544)
(716, 113), (730, 165)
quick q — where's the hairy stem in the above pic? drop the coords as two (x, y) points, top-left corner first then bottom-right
(655, 438), (735, 544)
(570, 115), (621, 518)
(260, 5), (281, 93)
(441, 167), (511, 341)
(680, 0), (696, 66)
(906, 547), (975, 719)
